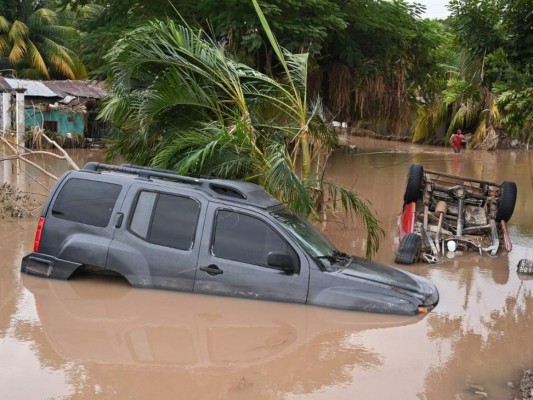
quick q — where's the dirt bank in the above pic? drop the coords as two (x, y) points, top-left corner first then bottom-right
(339, 126), (528, 150)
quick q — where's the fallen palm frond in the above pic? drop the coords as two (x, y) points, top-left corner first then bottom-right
(412, 97), (448, 143)
(318, 180), (383, 257)
(472, 125), (500, 150)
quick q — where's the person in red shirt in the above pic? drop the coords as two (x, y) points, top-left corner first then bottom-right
(449, 129), (465, 153)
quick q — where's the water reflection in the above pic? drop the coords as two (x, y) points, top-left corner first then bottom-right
(16, 274), (420, 399)
(423, 285), (533, 399)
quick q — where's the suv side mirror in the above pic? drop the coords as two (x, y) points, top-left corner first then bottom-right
(267, 252), (295, 273)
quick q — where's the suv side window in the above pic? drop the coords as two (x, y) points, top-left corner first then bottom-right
(130, 191), (200, 250)
(212, 210), (298, 269)
(52, 178), (122, 227)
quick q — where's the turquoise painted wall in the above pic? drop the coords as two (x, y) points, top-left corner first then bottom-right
(24, 109), (85, 137)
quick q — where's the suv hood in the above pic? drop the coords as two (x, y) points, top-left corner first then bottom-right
(350, 256), (437, 304)
(319, 255), (439, 313)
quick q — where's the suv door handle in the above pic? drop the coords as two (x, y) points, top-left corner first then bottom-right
(199, 265), (223, 276)
(114, 212), (124, 228)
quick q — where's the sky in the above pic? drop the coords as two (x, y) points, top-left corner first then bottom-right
(417, 0), (452, 19)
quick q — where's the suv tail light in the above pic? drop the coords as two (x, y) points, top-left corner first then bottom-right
(33, 217), (45, 252)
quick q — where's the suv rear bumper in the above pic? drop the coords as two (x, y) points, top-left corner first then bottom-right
(21, 253), (82, 280)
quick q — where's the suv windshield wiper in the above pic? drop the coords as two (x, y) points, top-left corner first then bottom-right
(315, 250), (351, 263)
(333, 250), (350, 259)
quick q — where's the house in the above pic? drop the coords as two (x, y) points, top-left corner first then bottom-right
(0, 78), (110, 140)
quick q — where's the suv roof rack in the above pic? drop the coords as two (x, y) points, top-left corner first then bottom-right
(81, 162), (281, 209)
(83, 162), (201, 185)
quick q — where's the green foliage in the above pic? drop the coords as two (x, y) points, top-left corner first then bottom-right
(493, 83), (533, 143)
(320, 0), (449, 128)
(0, 0), (45, 21)
(449, 0), (502, 58)
(0, 2), (86, 78)
(55, 0), (446, 133)
(67, 0), (347, 78)
(412, 97), (447, 142)
(197, 0), (345, 59)
(497, 0), (533, 68)
(62, 0), (197, 79)
(411, 0), (532, 146)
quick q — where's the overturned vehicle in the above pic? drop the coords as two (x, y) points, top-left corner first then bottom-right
(396, 163), (517, 264)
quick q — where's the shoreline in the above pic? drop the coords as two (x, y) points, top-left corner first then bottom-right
(335, 127), (530, 151)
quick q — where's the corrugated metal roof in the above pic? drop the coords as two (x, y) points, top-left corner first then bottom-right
(2, 78), (59, 97)
(0, 78), (107, 100)
(44, 80), (107, 99)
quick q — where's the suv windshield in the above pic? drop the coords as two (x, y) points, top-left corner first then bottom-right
(271, 208), (349, 268)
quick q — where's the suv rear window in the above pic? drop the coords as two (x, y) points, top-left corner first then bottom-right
(52, 178), (121, 227)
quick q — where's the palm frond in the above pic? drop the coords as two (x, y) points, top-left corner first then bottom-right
(139, 69), (220, 130)
(318, 180), (384, 258)
(283, 50), (309, 96)
(34, 25), (80, 43)
(2, 8), (86, 79)
(264, 142), (311, 214)
(0, 36), (10, 56)
(0, 16), (11, 33)
(26, 8), (60, 27)
(152, 122), (261, 179)
(447, 99), (482, 137)
(39, 37), (76, 78)
(412, 97), (448, 142)
(26, 40), (49, 78)
(251, 0), (304, 112)
(8, 21), (29, 43)
(473, 118), (487, 141)
(9, 39), (27, 64)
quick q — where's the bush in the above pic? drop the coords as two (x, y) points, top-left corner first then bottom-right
(0, 183), (31, 218)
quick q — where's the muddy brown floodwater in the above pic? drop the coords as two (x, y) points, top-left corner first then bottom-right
(1, 138), (532, 399)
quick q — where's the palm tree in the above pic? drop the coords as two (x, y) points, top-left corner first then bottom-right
(0, 7), (86, 79)
(413, 51), (502, 149)
(101, 6), (383, 257)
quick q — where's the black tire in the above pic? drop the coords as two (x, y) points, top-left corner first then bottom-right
(403, 163), (424, 204)
(395, 233), (421, 264)
(495, 181), (517, 222)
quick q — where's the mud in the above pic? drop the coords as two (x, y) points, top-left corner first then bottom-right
(1, 140), (532, 399)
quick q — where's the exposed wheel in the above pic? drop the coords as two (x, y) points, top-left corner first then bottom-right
(403, 164), (424, 204)
(495, 181), (517, 222)
(395, 233), (421, 265)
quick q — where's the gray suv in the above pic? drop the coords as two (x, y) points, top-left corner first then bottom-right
(21, 163), (438, 315)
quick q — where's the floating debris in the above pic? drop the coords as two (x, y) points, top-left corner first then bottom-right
(517, 259), (533, 275)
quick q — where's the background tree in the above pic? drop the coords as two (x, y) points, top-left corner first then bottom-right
(0, 0), (86, 79)
(489, 0), (533, 145)
(196, 0), (346, 70)
(63, 0), (197, 79)
(320, 0), (446, 133)
(428, 0), (533, 148)
(51, 0), (531, 146)
(60, 0), (444, 139)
